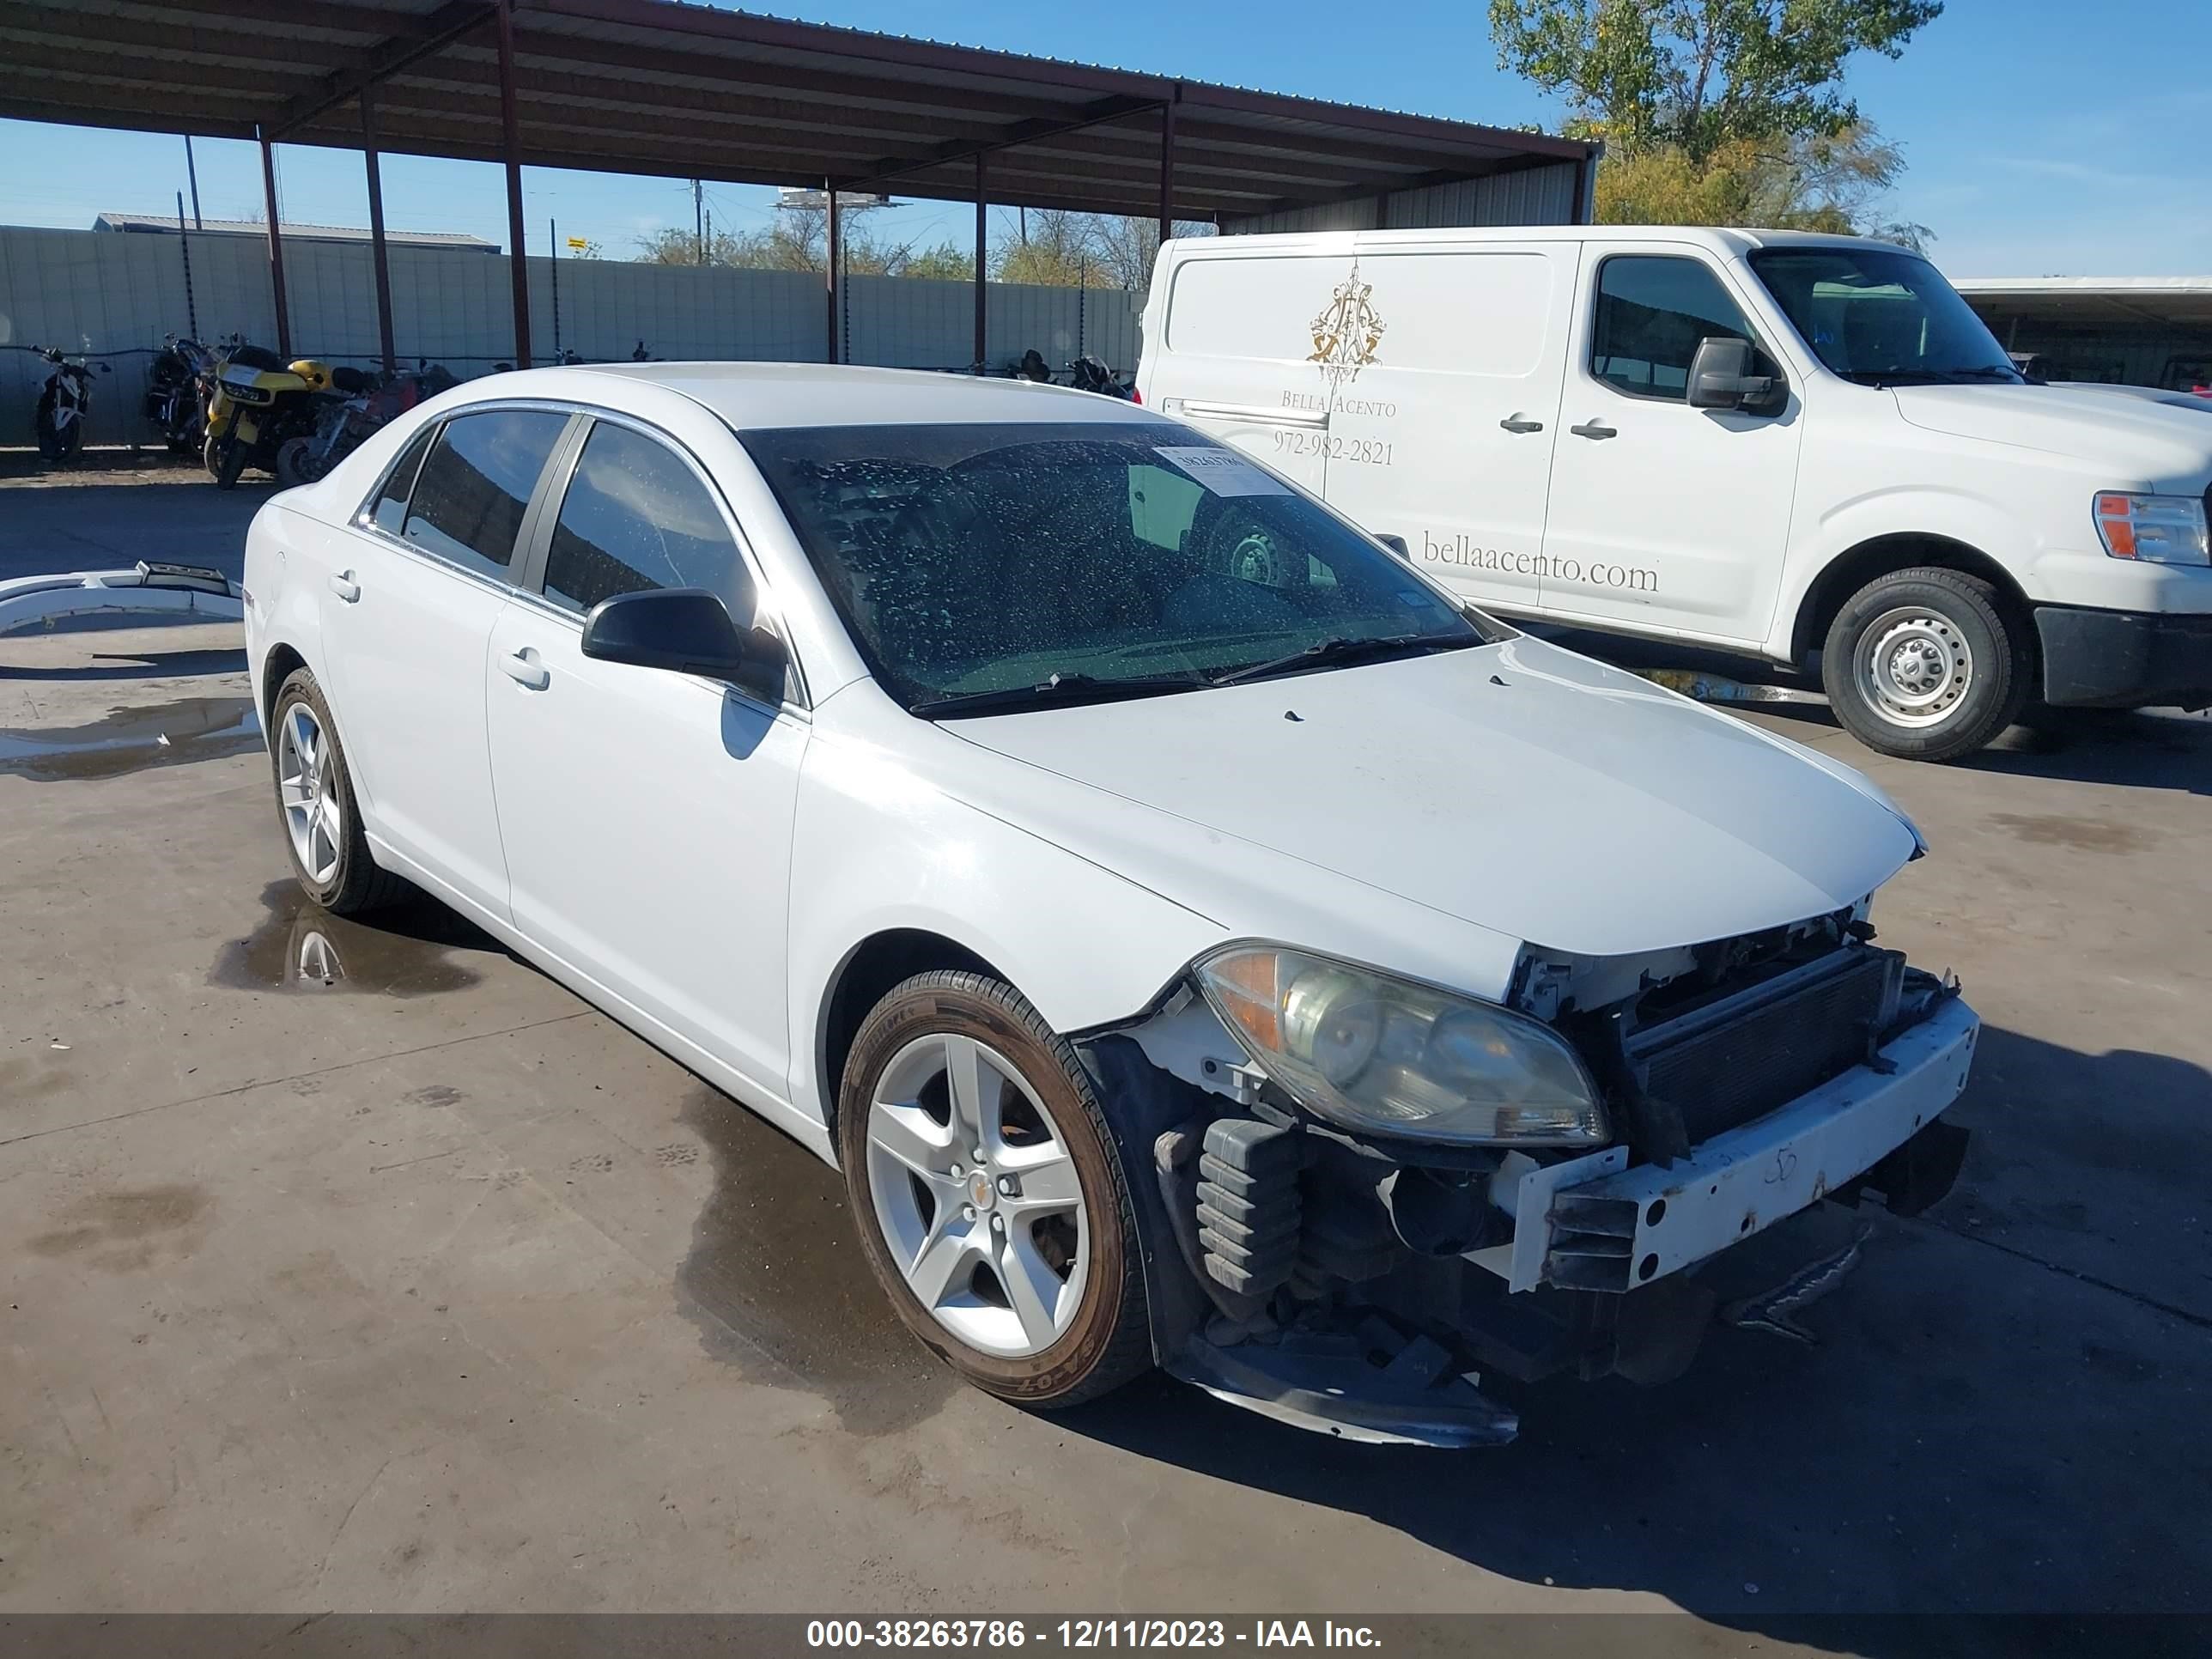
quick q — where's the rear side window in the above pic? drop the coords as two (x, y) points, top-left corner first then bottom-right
(542, 422), (750, 616)
(368, 422), (437, 535)
(402, 409), (569, 580)
(1591, 256), (1768, 400)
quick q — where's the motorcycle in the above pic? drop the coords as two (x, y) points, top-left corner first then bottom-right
(1068, 354), (1134, 399)
(275, 360), (457, 489)
(144, 335), (214, 456)
(204, 342), (362, 490)
(33, 346), (110, 463)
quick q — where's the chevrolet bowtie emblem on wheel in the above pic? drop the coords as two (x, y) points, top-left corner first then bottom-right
(1308, 258), (1386, 388)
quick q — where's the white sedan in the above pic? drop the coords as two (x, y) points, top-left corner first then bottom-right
(243, 364), (1978, 1445)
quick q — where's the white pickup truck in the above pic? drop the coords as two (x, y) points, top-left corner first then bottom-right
(1139, 226), (2212, 760)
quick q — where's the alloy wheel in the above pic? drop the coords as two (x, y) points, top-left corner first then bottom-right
(863, 1033), (1090, 1358)
(276, 701), (343, 886)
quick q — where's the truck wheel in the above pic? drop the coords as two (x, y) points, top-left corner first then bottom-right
(1821, 568), (2030, 762)
(838, 971), (1152, 1409)
(269, 668), (408, 916)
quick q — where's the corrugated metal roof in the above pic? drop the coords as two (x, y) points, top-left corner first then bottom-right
(94, 211), (498, 248)
(0, 0), (1595, 222)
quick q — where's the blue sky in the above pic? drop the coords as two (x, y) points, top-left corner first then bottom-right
(3, 0), (2206, 277)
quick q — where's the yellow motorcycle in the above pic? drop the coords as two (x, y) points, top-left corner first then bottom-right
(204, 342), (363, 490)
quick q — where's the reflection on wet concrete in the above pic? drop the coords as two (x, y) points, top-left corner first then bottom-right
(676, 1085), (955, 1435)
(0, 696), (262, 781)
(210, 881), (493, 997)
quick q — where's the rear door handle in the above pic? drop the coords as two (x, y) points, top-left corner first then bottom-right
(1499, 415), (1545, 434)
(1569, 421), (1618, 441)
(327, 570), (360, 602)
(499, 648), (550, 691)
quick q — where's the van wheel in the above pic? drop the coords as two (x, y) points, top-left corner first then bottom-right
(838, 971), (1152, 1409)
(1821, 568), (2030, 762)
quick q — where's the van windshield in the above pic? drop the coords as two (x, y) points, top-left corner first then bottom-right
(740, 422), (1492, 716)
(1749, 247), (2023, 387)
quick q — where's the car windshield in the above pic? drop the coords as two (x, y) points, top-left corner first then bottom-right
(740, 422), (1492, 714)
(1749, 247), (2024, 387)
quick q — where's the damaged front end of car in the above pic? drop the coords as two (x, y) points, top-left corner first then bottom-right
(1079, 908), (1978, 1447)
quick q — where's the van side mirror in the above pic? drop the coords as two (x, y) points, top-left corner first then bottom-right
(580, 587), (787, 704)
(1687, 336), (1784, 414)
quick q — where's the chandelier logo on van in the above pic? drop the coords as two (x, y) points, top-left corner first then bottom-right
(1307, 259), (1386, 388)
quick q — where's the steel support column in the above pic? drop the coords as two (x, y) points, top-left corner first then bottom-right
(257, 125), (291, 358)
(361, 88), (398, 375)
(823, 180), (840, 364)
(495, 0), (531, 368)
(973, 153), (988, 373)
(1157, 89), (1177, 247)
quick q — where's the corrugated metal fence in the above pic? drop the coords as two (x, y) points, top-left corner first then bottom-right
(1220, 160), (1583, 236)
(0, 226), (1143, 448)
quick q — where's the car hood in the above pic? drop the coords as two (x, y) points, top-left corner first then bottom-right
(1892, 384), (2212, 489)
(946, 636), (1920, 962)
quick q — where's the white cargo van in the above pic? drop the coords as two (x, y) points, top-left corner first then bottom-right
(1139, 227), (2212, 760)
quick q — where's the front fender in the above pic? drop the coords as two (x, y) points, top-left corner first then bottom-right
(782, 726), (1224, 1126)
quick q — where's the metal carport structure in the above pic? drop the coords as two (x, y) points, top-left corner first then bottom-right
(0, 0), (1596, 372)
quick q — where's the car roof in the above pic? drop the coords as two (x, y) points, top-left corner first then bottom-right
(562, 361), (1167, 430)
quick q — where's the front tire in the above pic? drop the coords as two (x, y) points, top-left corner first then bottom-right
(1821, 567), (2031, 762)
(214, 438), (248, 490)
(268, 669), (406, 916)
(838, 971), (1152, 1409)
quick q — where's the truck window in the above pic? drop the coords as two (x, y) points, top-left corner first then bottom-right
(1590, 256), (1764, 400)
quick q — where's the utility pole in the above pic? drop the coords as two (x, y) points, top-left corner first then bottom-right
(693, 179), (704, 263)
(183, 134), (204, 229)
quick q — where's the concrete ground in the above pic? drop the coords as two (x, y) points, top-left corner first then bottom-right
(2, 476), (2208, 1650)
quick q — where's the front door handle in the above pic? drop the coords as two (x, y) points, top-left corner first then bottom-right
(327, 570), (360, 603)
(499, 648), (550, 691)
(1499, 415), (1545, 434)
(1569, 421), (1618, 441)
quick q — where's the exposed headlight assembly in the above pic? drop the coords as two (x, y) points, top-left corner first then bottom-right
(1194, 945), (1610, 1146)
(2094, 492), (2209, 565)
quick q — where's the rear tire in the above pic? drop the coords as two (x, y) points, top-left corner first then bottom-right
(1821, 567), (2031, 762)
(275, 436), (319, 489)
(838, 971), (1152, 1409)
(268, 668), (407, 917)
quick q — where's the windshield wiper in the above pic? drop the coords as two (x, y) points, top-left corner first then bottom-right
(910, 671), (1199, 720)
(1207, 632), (1467, 689)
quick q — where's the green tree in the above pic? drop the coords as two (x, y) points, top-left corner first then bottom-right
(1594, 124), (1934, 247)
(1488, 0), (1942, 160)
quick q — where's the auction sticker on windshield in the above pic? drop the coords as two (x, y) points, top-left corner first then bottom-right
(1155, 446), (1291, 496)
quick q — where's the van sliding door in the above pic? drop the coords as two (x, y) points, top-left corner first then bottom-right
(1148, 253), (1333, 497)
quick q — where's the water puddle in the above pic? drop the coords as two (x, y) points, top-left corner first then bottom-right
(675, 1085), (956, 1435)
(0, 696), (262, 781)
(210, 881), (492, 996)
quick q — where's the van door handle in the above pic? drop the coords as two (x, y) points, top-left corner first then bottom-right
(327, 570), (360, 602)
(1569, 421), (1618, 441)
(499, 648), (550, 691)
(1499, 415), (1545, 434)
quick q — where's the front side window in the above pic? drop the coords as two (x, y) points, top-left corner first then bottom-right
(544, 422), (749, 616)
(1749, 247), (2021, 386)
(740, 422), (1488, 714)
(368, 422), (436, 535)
(402, 409), (569, 580)
(1591, 256), (1771, 399)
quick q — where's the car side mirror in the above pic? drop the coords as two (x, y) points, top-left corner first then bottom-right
(1687, 336), (1784, 414)
(1373, 532), (1410, 559)
(580, 587), (787, 704)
